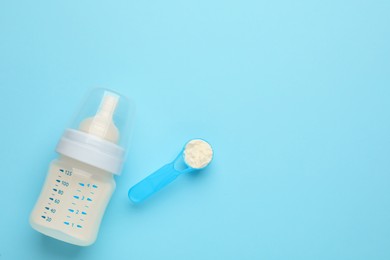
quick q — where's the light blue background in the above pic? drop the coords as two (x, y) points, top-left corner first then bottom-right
(0, 0), (389, 259)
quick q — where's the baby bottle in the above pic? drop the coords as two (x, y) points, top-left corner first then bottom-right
(30, 89), (134, 246)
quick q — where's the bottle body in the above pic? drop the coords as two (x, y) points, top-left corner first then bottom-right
(30, 156), (116, 246)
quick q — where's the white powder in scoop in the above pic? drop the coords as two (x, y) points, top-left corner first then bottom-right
(184, 139), (213, 169)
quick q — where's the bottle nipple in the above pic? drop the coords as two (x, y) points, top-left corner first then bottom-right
(79, 92), (120, 143)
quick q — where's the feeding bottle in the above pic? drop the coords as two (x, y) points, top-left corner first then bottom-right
(29, 89), (134, 246)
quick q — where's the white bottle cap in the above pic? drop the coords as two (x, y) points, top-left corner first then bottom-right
(56, 89), (135, 175)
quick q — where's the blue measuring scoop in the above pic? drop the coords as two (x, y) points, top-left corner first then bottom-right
(128, 139), (213, 203)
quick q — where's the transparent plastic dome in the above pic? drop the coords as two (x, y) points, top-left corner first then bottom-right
(56, 88), (135, 174)
(69, 88), (135, 149)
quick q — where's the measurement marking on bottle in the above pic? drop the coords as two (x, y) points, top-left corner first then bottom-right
(67, 216), (71, 218)
(56, 179), (60, 183)
(72, 202), (76, 205)
(59, 169), (64, 172)
(48, 203), (52, 205)
(55, 184), (58, 187)
(44, 212), (47, 214)
(49, 197), (54, 201)
(85, 205), (89, 208)
(77, 225), (82, 229)
(69, 209), (74, 212)
(80, 219), (84, 221)
(81, 211), (87, 215)
(90, 191), (95, 194)
(41, 216), (46, 219)
(92, 185), (98, 188)
(64, 222), (69, 225)
(77, 189), (81, 192)
(87, 198), (92, 201)
(74, 196), (79, 199)
(79, 183), (85, 187)
(45, 207), (50, 210)
(53, 188), (58, 192)
(51, 193), (55, 196)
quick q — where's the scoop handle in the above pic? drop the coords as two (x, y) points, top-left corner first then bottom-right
(128, 163), (181, 203)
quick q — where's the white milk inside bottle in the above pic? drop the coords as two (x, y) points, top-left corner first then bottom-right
(30, 89), (134, 246)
